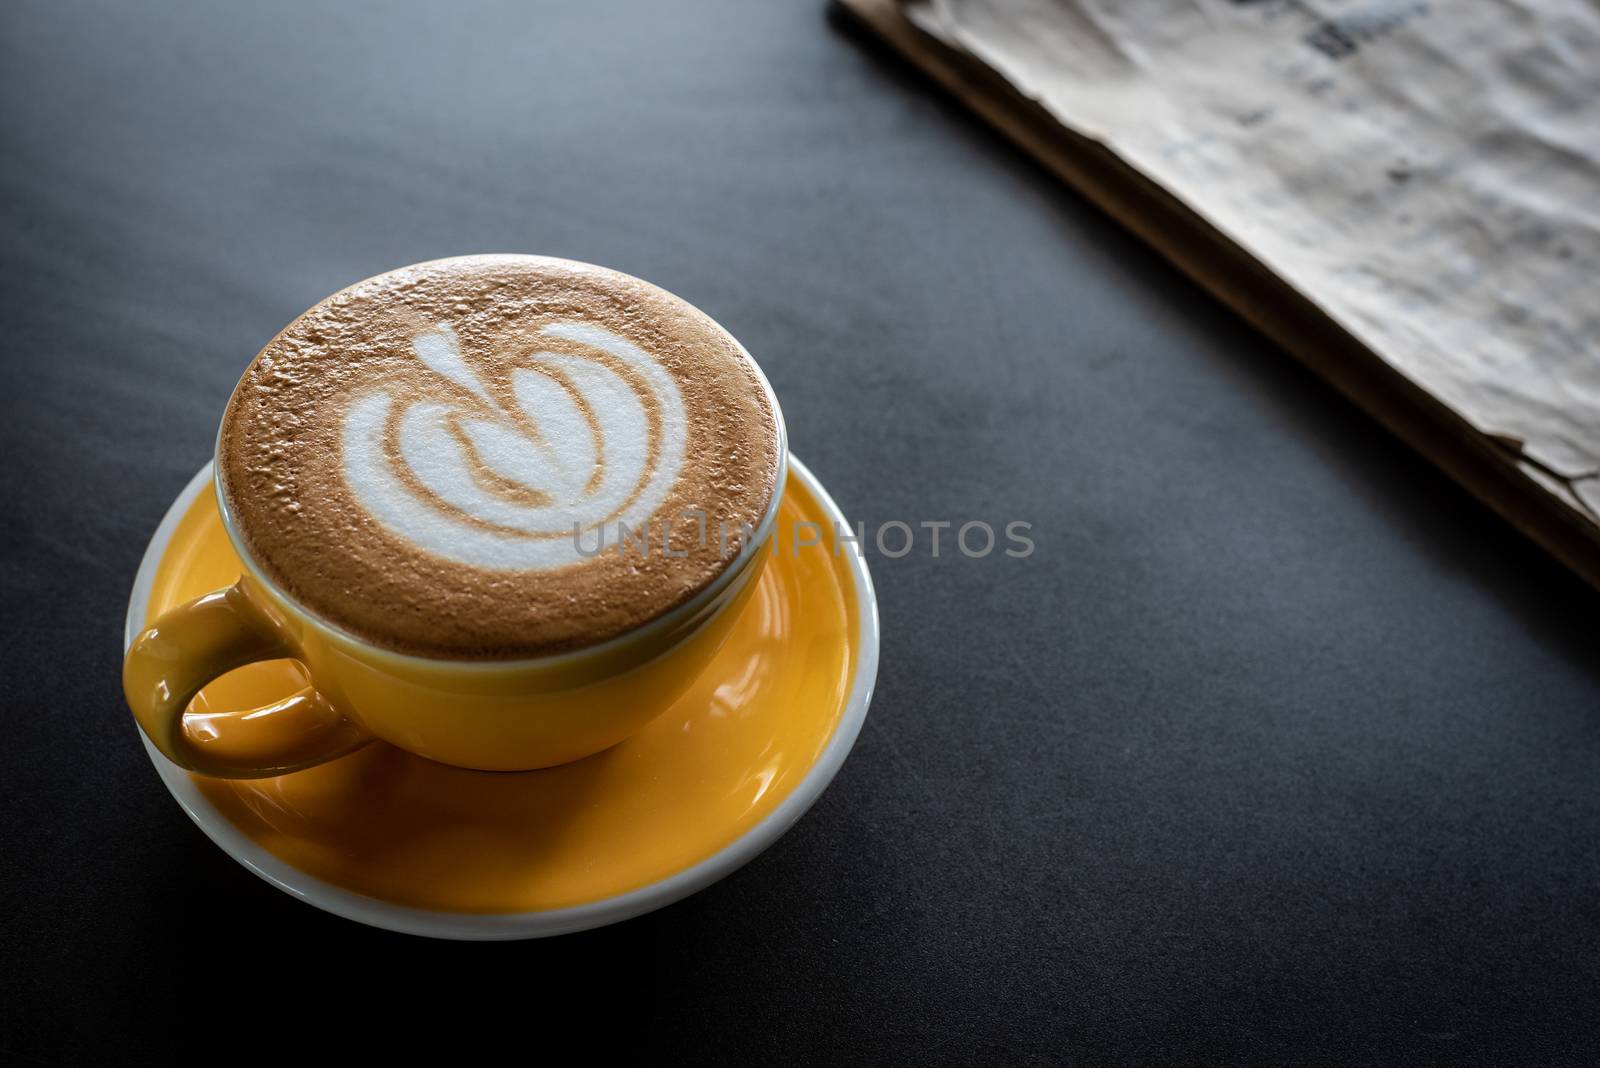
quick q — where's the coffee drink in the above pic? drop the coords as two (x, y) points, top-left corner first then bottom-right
(218, 255), (783, 660)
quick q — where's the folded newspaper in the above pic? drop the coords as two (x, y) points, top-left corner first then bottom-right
(842, 0), (1600, 586)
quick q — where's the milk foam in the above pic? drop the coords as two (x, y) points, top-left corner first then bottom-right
(219, 254), (781, 658)
(341, 320), (687, 571)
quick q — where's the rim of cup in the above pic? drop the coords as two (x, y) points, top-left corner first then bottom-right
(208, 261), (790, 674)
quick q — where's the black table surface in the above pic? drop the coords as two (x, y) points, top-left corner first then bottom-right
(4, 1), (1598, 1062)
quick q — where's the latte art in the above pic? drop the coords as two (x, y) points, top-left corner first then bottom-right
(218, 255), (782, 659)
(342, 320), (688, 571)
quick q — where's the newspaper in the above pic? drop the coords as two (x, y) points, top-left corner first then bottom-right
(900, 0), (1600, 523)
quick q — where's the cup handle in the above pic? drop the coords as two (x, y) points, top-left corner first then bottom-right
(123, 579), (372, 779)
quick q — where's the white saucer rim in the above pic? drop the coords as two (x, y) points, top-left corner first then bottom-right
(123, 455), (879, 940)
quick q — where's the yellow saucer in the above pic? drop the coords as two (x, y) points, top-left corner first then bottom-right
(125, 457), (877, 938)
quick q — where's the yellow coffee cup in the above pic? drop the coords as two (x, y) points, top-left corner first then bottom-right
(124, 257), (787, 779)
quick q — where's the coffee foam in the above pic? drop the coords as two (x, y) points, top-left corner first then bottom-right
(218, 256), (781, 659)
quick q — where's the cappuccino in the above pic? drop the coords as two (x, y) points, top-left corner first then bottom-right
(218, 256), (783, 659)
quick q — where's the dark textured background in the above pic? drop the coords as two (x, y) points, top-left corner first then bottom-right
(3, 1), (1598, 1063)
